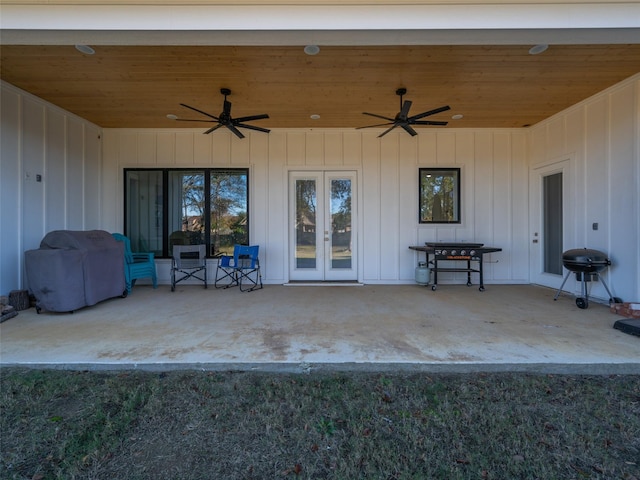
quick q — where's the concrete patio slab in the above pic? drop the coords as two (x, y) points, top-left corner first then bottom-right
(1, 284), (638, 374)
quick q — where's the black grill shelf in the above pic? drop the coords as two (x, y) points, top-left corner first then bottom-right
(430, 267), (481, 274)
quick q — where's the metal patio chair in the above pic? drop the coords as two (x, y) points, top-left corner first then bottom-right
(214, 245), (263, 292)
(171, 244), (207, 291)
(112, 233), (158, 294)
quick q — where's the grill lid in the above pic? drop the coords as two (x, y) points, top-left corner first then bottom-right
(562, 248), (610, 272)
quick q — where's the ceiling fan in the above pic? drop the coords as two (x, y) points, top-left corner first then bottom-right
(357, 88), (450, 137)
(174, 88), (270, 139)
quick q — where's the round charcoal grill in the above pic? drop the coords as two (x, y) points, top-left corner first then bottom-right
(554, 248), (621, 309)
(563, 248), (610, 274)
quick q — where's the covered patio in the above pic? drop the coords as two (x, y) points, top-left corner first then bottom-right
(1, 284), (637, 374)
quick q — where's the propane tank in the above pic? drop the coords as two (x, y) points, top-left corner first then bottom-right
(415, 262), (431, 285)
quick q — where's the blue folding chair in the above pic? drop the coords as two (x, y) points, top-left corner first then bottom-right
(112, 233), (158, 294)
(214, 245), (263, 292)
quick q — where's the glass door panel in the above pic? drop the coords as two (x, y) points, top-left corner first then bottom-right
(328, 177), (352, 271)
(543, 172), (563, 275)
(295, 178), (318, 270)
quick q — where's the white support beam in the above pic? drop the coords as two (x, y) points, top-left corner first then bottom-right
(1, 3), (639, 46)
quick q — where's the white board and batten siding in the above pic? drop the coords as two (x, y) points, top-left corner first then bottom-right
(101, 126), (530, 286)
(3, 74), (639, 302)
(0, 81), (102, 292)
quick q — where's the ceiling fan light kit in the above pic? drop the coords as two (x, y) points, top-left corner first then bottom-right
(173, 88), (270, 139)
(357, 88), (451, 137)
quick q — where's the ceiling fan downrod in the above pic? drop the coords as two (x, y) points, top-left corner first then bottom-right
(396, 87), (407, 110)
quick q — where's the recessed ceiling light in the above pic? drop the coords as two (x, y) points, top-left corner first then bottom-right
(304, 45), (320, 56)
(528, 44), (548, 55)
(75, 44), (95, 55)
(310, 114), (321, 120)
(452, 114), (464, 120)
(166, 114), (178, 120)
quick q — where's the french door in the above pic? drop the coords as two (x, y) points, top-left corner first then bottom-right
(289, 171), (357, 281)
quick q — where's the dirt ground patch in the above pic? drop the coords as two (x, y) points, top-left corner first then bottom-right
(1, 368), (639, 479)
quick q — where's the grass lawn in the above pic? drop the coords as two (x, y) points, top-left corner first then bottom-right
(1, 368), (639, 479)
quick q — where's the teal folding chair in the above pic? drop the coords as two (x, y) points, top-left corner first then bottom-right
(214, 245), (263, 292)
(112, 233), (158, 294)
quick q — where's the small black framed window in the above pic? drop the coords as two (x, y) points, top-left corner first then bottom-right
(419, 168), (461, 224)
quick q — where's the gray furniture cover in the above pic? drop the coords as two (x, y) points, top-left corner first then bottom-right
(25, 230), (126, 312)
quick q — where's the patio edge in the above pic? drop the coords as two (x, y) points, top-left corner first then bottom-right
(1, 362), (639, 375)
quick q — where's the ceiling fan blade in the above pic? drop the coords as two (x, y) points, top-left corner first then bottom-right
(223, 99), (232, 116)
(234, 113), (269, 123)
(180, 103), (219, 121)
(362, 112), (396, 122)
(235, 123), (271, 134)
(175, 118), (216, 123)
(409, 105), (451, 121)
(401, 124), (418, 136)
(356, 122), (394, 130)
(412, 120), (448, 126)
(378, 124), (399, 138)
(399, 100), (412, 119)
(226, 123), (245, 139)
(203, 124), (224, 134)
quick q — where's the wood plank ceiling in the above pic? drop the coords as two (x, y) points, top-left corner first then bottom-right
(1, 44), (640, 130)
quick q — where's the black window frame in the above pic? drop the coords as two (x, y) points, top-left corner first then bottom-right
(418, 167), (461, 224)
(124, 168), (250, 258)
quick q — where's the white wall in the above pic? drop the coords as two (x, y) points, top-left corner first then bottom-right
(528, 74), (640, 303)
(0, 81), (103, 295)
(2, 74), (638, 299)
(101, 127), (529, 286)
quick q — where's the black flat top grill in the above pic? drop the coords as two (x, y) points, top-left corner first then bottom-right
(409, 243), (502, 291)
